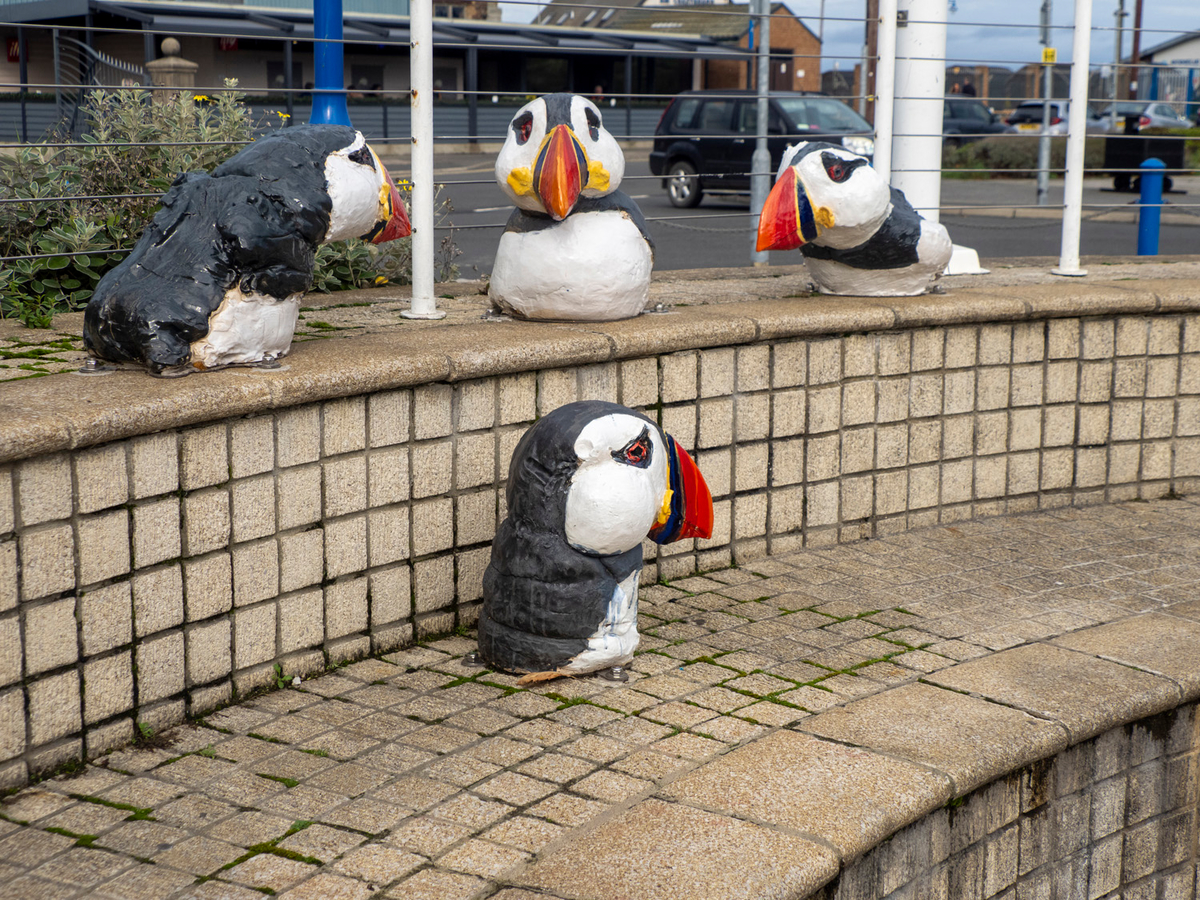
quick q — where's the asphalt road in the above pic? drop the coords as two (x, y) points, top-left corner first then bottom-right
(431, 153), (1200, 279)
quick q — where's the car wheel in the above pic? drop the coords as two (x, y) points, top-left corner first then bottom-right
(667, 161), (702, 208)
(1114, 173), (1131, 192)
(944, 136), (962, 151)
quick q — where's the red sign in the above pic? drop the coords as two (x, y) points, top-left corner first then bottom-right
(7, 38), (20, 64)
(219, 36), (238, 51)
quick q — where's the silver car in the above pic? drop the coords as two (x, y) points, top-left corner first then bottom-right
(1100, 101), (1192, 131)
(1006, 100), (1110, 135)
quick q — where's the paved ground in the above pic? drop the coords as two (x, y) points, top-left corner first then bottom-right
(2, 497), (1199, 899)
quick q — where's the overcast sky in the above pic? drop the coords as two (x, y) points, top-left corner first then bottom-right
(498, 0), (1198, 73)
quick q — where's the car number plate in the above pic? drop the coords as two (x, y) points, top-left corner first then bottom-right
(1017, 123), (1041, 132)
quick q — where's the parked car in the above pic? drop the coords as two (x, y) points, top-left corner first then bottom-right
(1098, 100), (1192, 131)
(943, 97), (1015, 146)
(650, 90), (875, 208)
(1006, 100), (1110, 135)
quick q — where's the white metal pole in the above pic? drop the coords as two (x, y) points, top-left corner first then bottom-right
(1052, 0), (1093, 277)
(403, 0), (445, 319)
(872, 0), (898, 182)
(891, 0), (947, 219)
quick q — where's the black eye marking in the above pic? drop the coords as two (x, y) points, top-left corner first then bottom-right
(613, 426), (653, 469)
(513, 112), (534, 145)
(348, 146), (376, 169)
(820, 151), (866, 183)
(585, 107), (601, 141)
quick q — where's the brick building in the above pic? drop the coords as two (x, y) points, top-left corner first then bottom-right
(534, 0), (822, 93)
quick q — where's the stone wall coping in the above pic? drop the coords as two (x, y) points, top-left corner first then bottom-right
(2, 270), (1199, 464)
(525, 603), (1200, 897)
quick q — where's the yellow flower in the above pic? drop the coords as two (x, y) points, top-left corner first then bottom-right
(276, 111), (291, 120)
(374, 276), (389, 285)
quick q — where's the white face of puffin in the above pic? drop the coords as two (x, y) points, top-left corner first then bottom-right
(758, 143), (893, 255)
(495, 94), (625, 218)
(787, 144), (892, 249)
(564, 413), (668, 557)
(323, 131), (410, 244)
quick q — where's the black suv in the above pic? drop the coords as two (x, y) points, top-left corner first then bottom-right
(942, 97), (1014, 146)
(649, 90), (875, 208)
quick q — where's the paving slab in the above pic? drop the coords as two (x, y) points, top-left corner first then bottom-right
(0, 498), (1198, 900)
(517, 798), (839, 900)
(796, 682), (1069, 795)
(1050, 612), (1200, 699)
(660, 730), (952, 858)
(925, 643), (1182, 743)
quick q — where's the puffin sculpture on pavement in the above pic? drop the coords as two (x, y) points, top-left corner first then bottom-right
(756, 141), (952, 296)
(83, 125), (411, 375)
(489, 93), (655, 321)
(478, 401), (713, 683)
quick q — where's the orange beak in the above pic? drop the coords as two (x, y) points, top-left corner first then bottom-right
(649, 436), (714, 544)
(756, 166), (819, 252)
(534, 124), (586, 221)
(371, 166), (412, 244)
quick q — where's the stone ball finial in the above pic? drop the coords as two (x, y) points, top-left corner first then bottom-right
(161, 37), (181, 57)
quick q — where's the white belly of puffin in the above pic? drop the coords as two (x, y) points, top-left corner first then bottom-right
(560, 568), (640, 674)
(490, 210), (652, 321)
(805, 219), (953, 297)
(190, 286), (301, 369)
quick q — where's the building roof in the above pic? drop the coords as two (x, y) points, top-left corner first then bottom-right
(1, 0), (756, 60)
(1137, 30), (1200, 62)
(533, 0), (816, 43)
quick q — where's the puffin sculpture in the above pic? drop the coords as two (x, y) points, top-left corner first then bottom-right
(489, 93), (655, 321)
(756, 141), (952, 297)
(478, 401), (713, 683)
(83, 125), (411, 375)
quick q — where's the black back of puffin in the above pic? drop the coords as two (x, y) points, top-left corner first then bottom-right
(478, 401), (649, 674)
(82, 125), (358, 373)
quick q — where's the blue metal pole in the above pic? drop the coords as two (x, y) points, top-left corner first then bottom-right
(1137, 157), (1165, 256)
(310, 0), (351, 126)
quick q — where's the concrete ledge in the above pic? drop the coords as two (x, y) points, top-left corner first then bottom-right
(3, 259), (1200, 464)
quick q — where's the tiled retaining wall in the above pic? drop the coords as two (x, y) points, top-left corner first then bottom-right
(817, 705), (1199, 900)
(3, 305), (1200, 787)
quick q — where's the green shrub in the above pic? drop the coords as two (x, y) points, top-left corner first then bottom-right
(0, 84), (450, 327)
(943, 134), (1106, 177)
(0, 82), (257, 326)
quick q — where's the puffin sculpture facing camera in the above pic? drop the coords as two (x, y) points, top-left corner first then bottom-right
(756, 141), (952, 297)
(478, 401), (713, 684)
(489, 93), (655, 321)
(83, 125), (411, 375)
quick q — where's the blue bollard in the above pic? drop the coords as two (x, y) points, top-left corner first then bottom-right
(1137, 157), (1166, 256)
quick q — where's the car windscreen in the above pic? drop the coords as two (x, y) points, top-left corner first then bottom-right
(948, 100), (993, 122)
(1105, 102), (1145, 116)
(1011, 103), (1062, 121)
(776, 98), (871, 133)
